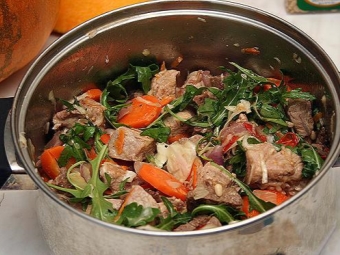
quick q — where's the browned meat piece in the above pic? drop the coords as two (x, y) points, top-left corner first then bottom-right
(78, 97), (106, 127)
(163, 110), (194, 137)
(79, 162), (92, 182)
(52, 97), (106, 130)
(106, 199), (123, 210)
(219, 115), (248, 141)
(287, 99), (314, 137)
(183, 70), (223, 89)
(187, 162), (242, 210)
(52, 110), (85, 130)
(121, 185), (159, 209)
(192, 90), (216, 106)
(51, 167), (73, 188)
(108, 126), (156, 161)
(201, 216), (223, 230)
(149, 69), (179, 100)
(100, 161), (137, 192)
(174, 215), (221, 232)
(245, 143), (303, 191)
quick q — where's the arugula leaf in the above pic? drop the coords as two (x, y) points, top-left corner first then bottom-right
(299, 143), (324, 178)
(229, 62), (268, 84)
(191, 204), (236, 224)
(58, 123), (102, 166)
(156, 197), (191, 231)
(140, 127), (171, 143)
(48, 145), (117, 222)
(282, 88), (316, 102)
(116, 203), (160, 227)
(87, 145), (117, 222)
(259, 103), (285, 119)
(133, 64), (159, 93)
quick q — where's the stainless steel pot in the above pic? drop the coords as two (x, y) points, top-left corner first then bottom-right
(6, 1), (340, 254)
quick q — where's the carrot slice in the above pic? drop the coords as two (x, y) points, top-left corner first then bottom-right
(159, 96), (174, 107)
(242, 190), (290, 218)
(137, 163), (188, 201)
(117, 95), (162, 128)
(86, 147), (97, 160)
(167, 133), (189, 144)
(100, 133), (111, 144)
(115, 128), (125, 155)
(186, 157), (201, 189)
(40, 146), (65, 179)
(85, 88), (102, 101)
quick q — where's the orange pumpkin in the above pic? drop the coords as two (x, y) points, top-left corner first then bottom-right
(0, 0), (60, 82)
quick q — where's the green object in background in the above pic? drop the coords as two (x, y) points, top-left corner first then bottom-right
(297, 0), (340, 11)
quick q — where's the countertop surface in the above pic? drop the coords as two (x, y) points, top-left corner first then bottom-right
(1, 0), (340, 254)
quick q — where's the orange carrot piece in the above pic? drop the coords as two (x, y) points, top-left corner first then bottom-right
(100, 133), (111, 144)
(40, 146), (65, 179)
(118, 95), (162, 128)
(167, 133), (189, 144)
(241, 47), (260, 55)
(115, 128), (125, 155)
(114, 186), (137, 221)
(86, 147), (97, 160)
(137, 163), (188, 201)
(85, 88), (102, 101)
(242, 190), (290, 218)
(186, 157), (201, 189)
(159, 96), (174, 107)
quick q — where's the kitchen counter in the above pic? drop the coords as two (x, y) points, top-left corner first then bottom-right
(0, 1), (339, 254)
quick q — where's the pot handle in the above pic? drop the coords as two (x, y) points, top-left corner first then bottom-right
(0, 97), (35, 189)
(0, 97), (14, 187)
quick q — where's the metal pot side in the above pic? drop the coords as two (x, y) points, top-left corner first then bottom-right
(11, 1), (340, 254)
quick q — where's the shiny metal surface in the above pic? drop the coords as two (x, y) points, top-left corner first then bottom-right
(8, 0), (340, 254)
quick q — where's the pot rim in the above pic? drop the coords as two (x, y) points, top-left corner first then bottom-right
(11, 0), (340, 236)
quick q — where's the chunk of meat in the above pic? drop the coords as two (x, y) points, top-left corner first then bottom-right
(108, 127), (156, 161)
(177, 70), (224, 105)
(183, 70), (223, 89)
(163, 110), (194, 137)
(78, 97), (106, 127)
(52, 97), (106, 130)
(106, 199), (123, 210)
(50, 167), (72, 189)
(245, 143), (303, 191)
(174, 215), (221, 232)
(100, 162), (137, 192)
(122, 185), (159, 209)
(287, 99), (314, 137)
(187, 162), (242, 210)
(52, 110), (85, 130)
(148, 69), (179, 100)
(219, 115), (249, 140)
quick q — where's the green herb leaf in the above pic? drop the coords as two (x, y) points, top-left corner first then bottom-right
(155, 197), (192, 231)
(116, 203), (160, 227)
(282, 89), (316, 102)
(133, 64), (159, 94)
(299, 143), (324, 178)
(192, 204), (235, 224)
(140, 127), (171, 143)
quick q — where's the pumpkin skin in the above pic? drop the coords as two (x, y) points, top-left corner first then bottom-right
(0, 0), (60, 82)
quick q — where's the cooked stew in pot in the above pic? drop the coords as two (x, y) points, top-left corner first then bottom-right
(37, 61), (328, 231)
